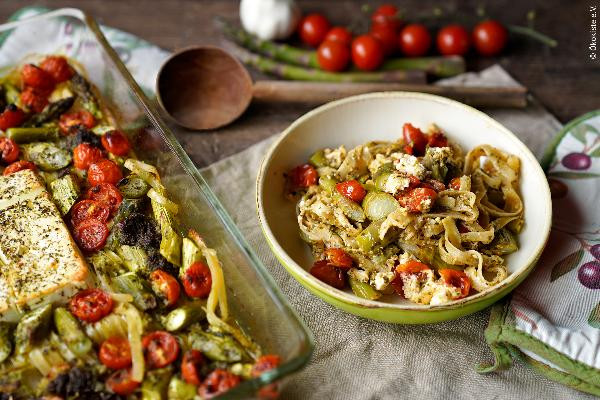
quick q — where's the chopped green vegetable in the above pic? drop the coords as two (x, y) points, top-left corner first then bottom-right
(118, 245), (148, 273)
(21, 142), (71, 171)
(112, 198), (146, 226)
(14, 304), (53, 355)
(70, 73), (102, 119)
(181, 237), (202, 276)
(318, 175), (338, 193)
(6, 126), (59, 143)
(0, 322), (13, 363)
(333, 191), (365, 222)
(117, 174), (150, 199)
(113, 272), (157, 310)
(349, 277), (382, 300)
(54, 307), (92, 357)
(188, 327), (246, 363)
(356, 219), (385, 253)
(398, 241), (463, 271)
(141, 367), (172, 400)
(487, 228), (519, 255)
(362, 192), (398, 221)
(49, 174), (80, 215)
(167, 376), (197, 400)
(3, 82), (20, 105)
(163, 302), (206, 332)
(309, 149), (328, 168)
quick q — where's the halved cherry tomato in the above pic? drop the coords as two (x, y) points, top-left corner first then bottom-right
(310, 260), (346, 289)
(428, 131), (448, 148)
(21, 64), (55, 92)
(59, 110), (96, 134)
(74, 218), (109, 252)
(398, 187), (437, 213)
(335, 179), (366, 203)
(370, 24), (397, 56)
(99, 337), (132, 369)
(142, 331), (180, 369)
(69, 288), (114, 323)
(252, 354), (281, 399)
(371, 4), (401, 32)
(298, 13), (331, 47)
(0, 137), (19, 164)
(106, 368), (140, 396)
(86, 183), (123, 214)
(402, 123), (427, 155)
(73, 143), (104, 170)
(439, 269), (471, 298)
(182, 261), (212, 298)
(399, 24), (432, 57)
(101, 130), (131, 156)
(325, 26), (353, 45)
(287, 163), (317, 190)
(40, 55), (74, 83)
(472, 20), (508, 57)
(391, 260), (431, 295)
(150, 270), (180, 307)
(3, 160), (36, 175)
(324, 248), (353, 269)
(181, 349), (205, 386)
(351, 34), (384, 71)
(0, 105), (25, 131)
(317, 40), (350, 72)
(20, 87), (48, 113)
(88, 159), (123, 186)
(71, 200), (110, 227)
(198, 369), (241, 399)
(403, 144), (413, 155)
(437, 24), (471, 56)
(449, 177), (461, 190)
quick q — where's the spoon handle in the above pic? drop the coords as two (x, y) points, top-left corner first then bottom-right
(252, 81), (528, 108)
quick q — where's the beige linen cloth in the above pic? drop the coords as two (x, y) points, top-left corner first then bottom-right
(201, 66), (592, 400)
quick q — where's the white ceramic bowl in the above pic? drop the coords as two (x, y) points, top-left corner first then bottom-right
(257, 92), (552, 324)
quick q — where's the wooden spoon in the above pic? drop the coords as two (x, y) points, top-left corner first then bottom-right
(156, 46), (528, 130)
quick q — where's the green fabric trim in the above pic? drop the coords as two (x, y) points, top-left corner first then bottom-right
(478, 301), (513, 373)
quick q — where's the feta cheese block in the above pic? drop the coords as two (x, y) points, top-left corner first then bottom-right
(0, 170), (90, 321)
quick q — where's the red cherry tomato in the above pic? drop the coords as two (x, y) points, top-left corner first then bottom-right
(324, 248), (353, 269)
(142, 331), (180, 369)
(437, 24), (471, 55)
(88, 159), (123, 186)
(439, 269), (471, 298)
(71, 200), (110, 227)
(398, 187), (437, 213)
(106, 368), (140, 396)
(198, 369), (241, 399)
(39, 55), (74, 83)
(181, 349), (205, 386)
(3, 160), (36, 176)
(101, 130), (131, 156)
(371, 4), (401, 32)
(287, 163), (317, 190)
(449, 177), (461, 190)
(20, 87), (48, 113)
(0, 137), (19, 164)
(150, 270), (181, 307)
(317, 40), (350, 72)
(73, 143), (104, 170)
(427, 131), (448, 148)
(182, 261), (212, 298)
(402, 123), (427, 155)
(325, 26), (353, 45)
(252, 354), (281, 399)
(59, 110), (96, 134)
(74, 218), (109, 252)
(472, 20), (508, 56)
(69, 288), (114, 323)
(86, 183), (123, 214)
(21, 64), (55, 92)
(310, 260), (346, 289)
(370, 24), (398, 56)
(99, 337), (132, 369)
(399, 24), (432, 57)
(298, 13), (331, 47)
(0, 106), (25, 131)
(336, 179), (366, 203)
(351, 35), (384, 71)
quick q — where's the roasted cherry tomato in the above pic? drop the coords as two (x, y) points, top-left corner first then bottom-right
(399, 24), (432, 57)
(252, 354), (281, 399)
(69, 288), (114, 323)
(0, 137), (19, 164)
(71, 200), (110, 227)
(472, 20), (508, 56)
(448, 177), (461, 190)
(351, 34), (384, 71)
(3, 160), (36, 175)
(428, 131), (448, 148)
(40, 55), (74, 83)
(439, 269), (471, 298)
(324, 248), (354, 269)
(287, 163), (318, 190)
(150, 270), (181, 307)
(74, 218), (110, 252)
(391, 260), (431, 295)
(86, 183), (123, 214)
(437, 24), (471, 56)
(20, 87), (48, 113)
(181, 349), (205, 386)
(402, 123), (427, 155)
(317, 40), (350, 72)
(398, 187), (437, 213)
(325, 26), (353, 45)
(198, 369), (241, 399)
(182, 261), (212, 298)
(310, 260), (346, 289)
(88, 159), (123, 186)
(73, 143), (104, 170)
(0, 105), (25, 131)
(99, 337), (132, 369)
(298, 13), (331, 47)
(106, 368), (140, 396)
(21, 64), (55, 92)
(335, 179), (366, 203)
(142, 331), (180, 369)
(59, 110), (96, 134)
(101, 130), (131, 156)
(371, 4), (401, 31)
(370, 24), (397, 56)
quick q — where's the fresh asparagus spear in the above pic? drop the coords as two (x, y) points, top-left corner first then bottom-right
(6, 126), (59, 143)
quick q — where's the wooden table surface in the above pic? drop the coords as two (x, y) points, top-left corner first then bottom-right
(0, 0), (598, 166)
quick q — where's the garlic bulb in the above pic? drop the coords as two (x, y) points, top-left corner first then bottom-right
(239, 0), (301, 40)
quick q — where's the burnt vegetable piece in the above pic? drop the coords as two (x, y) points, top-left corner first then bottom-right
(47, 367), (121, 400)
(23, 96), (75, 127)
(147, 249), (179, 277)
(112, 198), (147, 226)
(74, 125), (102, 148)
(118, 212), (161, 249)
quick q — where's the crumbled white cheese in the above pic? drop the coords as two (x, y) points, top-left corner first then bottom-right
(382, 173), (411, 195)
(419, 197), (433, 213)
(371, 271), (396, 291)
(348, 268), (369, 283)
(324, 146), (346, 168)
(392, 153), (426, 179)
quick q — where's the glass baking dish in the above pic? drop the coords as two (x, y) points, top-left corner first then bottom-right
(0, 7), (313, 398)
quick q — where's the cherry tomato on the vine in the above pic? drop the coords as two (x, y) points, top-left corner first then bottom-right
(370, 24), (397, 56)
(371, 4), (401, 32)
(437, 24), (471, 56)
(472, 20), (508, 56)
(298, 13), (331, 47)
(351, 34), (384, 71)
(325, 26), (353, 45)
(399, 24), (431, 57)
(317, 40), (350, 72)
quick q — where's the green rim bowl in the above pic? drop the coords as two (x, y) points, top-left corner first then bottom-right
(256, 92), (552, 324)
